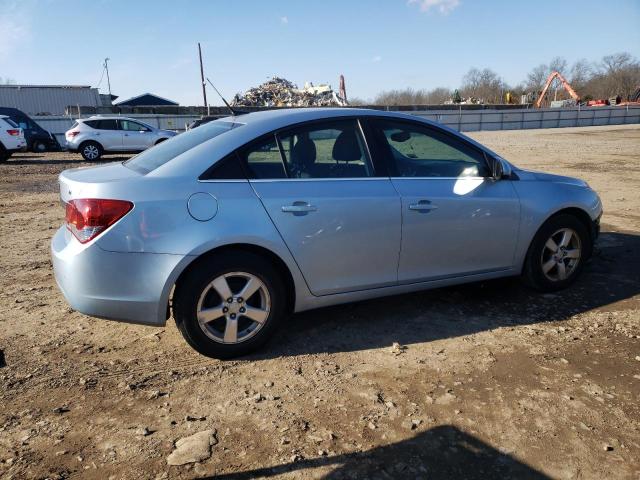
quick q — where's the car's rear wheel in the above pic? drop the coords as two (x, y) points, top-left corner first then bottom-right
(31, 140), (47, 153)
(79, 141), (102, 161)
(173, 251), (286, 359)
(522, 214), (591, 291)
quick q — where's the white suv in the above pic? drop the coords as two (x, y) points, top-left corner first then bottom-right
(0, 115), (26, 162)
(65, 116), (177, 160)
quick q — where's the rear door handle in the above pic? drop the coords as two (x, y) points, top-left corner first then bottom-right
(409, 200), (438, 211)
(282, 203), (317, 213)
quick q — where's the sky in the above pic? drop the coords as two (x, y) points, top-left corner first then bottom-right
(1, 0), (639, 105)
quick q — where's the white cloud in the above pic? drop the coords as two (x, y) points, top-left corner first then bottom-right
(280, 16), (288, 24)
(372, 55), (382, 63)
(408, 0), (460, 14)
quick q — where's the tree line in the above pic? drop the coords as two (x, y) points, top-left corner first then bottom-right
(355, 51), (640, 105)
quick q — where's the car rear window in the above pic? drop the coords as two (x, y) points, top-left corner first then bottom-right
(3, 118), (19, 128)
(124, 120), (241, 174)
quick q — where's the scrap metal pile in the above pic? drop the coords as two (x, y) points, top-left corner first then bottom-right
(232, 77), (346, 107)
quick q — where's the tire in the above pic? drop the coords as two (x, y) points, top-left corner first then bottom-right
(79, 141), (103, 161)
(31, 140), (47, 153)
(0, 144), (7, 162)
(522, 214), (591, 292)
(155, 138), (168, 145)
(173, 251), (287, 359)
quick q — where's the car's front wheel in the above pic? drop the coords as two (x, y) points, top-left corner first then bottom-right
(522, 214), (591, 291)
(79, 141), (102, 161)
(173, 251), (286, 359)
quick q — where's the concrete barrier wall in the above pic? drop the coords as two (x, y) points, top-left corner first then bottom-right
(35, 105), (640, 145)
(410, 105), (640, 132)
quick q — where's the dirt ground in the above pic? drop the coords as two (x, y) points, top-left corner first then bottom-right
(0, 124), (639, 480)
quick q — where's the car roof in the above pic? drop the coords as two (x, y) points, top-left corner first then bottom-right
(152, 107), (503, 178)
(218, 107), (423, 127)
(83, 116), (144, 121)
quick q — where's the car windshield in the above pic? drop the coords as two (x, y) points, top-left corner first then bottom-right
(124, 120), (241, 174)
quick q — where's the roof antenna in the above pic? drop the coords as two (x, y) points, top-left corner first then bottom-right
(206, 77), (242, 116)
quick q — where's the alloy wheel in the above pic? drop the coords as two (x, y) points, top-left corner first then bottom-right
(196, 272), (271, 344)
(83, 145), (99, 160)
(540, 228), (582, 282)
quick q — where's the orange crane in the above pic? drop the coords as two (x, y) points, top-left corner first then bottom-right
(535, 71), (580, 108)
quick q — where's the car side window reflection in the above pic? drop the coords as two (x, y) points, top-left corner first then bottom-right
(373, 120), (490, 178)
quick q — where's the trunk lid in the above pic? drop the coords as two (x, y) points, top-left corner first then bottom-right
(59, 162), (141, 203)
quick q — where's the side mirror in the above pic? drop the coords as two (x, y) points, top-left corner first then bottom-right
(491, 157), (511, 180)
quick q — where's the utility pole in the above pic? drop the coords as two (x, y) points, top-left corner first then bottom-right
(198, 43), (209, 115)
(103, 58), (112, 96)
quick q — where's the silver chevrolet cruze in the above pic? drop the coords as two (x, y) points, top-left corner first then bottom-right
(52, 108), (602, 358)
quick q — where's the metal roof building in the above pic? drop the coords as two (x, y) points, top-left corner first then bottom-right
(0, 85), (104, 115)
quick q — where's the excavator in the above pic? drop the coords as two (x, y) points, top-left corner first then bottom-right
(617, 86), (640, 106)
(534, 71), (580, 108)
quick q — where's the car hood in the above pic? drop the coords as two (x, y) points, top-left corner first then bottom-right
(514, 167), (589, 188)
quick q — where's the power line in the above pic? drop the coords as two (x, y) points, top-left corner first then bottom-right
(95, 63), (106, 89)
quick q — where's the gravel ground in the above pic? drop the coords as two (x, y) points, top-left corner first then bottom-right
(0, 124), (639, 480)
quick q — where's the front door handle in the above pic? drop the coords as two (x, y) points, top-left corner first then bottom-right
(409, 200), (438, 211)
(282, 203), (317, 213)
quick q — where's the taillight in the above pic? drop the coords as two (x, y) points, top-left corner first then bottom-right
(65, 199), (133, 243)
(7, 129), (20, 136)
(66, 131), (80, 138)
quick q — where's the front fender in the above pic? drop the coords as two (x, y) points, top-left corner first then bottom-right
(512, 180), (602, 271)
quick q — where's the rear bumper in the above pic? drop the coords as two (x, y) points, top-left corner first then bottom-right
(51, 227), (186, 326)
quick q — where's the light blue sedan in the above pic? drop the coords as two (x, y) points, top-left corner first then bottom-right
(51, 108), (602, 358)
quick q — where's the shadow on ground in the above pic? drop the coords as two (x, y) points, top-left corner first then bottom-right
(247, 229), (640, 359)
(201, 425), (549, 480)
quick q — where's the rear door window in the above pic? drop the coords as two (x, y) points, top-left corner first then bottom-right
(277, 120), (373, 179)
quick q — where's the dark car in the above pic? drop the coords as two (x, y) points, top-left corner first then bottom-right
(0, 107), (61, 152)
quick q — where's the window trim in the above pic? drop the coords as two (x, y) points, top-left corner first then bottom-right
(367, 117), (494, 179)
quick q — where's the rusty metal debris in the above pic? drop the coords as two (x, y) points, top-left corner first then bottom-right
(232, 77), (347, 107)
